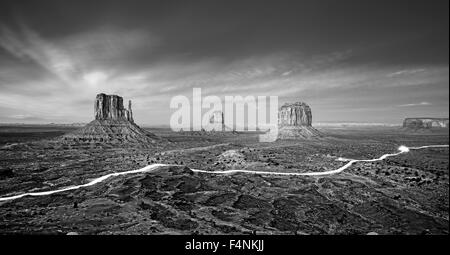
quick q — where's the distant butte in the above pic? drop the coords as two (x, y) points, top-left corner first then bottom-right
(62, 93), (158, 146)
(203, 111), (233, 132)
(277, 102), (322, 139)
(403, 117), (449, 130)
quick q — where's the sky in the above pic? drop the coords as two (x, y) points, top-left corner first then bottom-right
(0, 0), (448, 125)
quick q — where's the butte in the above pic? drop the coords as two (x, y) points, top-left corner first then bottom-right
(62, 93), (159, 146)
(277, 102), (322, 139)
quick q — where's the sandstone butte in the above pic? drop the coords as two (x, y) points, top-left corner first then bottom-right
(403, 118), (449, 129)
(277, 102), (322, 139)
(62, 93), (158, 146)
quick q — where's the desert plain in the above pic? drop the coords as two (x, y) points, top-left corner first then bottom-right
(0, 124), (448, 235)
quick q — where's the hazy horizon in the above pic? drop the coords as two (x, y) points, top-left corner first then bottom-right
(0, 0), (448, 126)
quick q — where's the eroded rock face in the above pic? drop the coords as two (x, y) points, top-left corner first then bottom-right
(95, 93), (134, 123)
(63, 93), (158, 146)
(126, 100), (134, 123)
(279, 102), (312, 127)
(277, 102), (321, 139)
(403, 118), (449, 129)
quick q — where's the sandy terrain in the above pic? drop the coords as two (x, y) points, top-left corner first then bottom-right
(0, 126), (448, 234)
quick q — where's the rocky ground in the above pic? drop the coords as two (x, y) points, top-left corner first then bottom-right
(0, 126), (448, 235)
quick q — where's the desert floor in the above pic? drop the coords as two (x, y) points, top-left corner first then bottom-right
(0, 125), (448, 234)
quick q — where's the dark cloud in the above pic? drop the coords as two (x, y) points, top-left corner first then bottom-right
(1, 0), (447, 60)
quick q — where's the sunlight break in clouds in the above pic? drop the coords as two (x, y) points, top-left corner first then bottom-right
(83, 71), (109, 86)
(0, 22), (157, 85)
(0, 21), (162, 123)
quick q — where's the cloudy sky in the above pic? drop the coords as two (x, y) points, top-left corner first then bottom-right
(0, 0), (448, 125)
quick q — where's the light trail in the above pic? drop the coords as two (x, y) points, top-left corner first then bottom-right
(0, 164), (172, 202)
(0, 144), (448, 202)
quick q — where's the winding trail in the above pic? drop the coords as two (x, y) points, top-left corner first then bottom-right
(0, 144), (448, 202)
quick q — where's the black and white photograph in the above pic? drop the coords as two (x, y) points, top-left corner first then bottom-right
(0, 0), (448, 247)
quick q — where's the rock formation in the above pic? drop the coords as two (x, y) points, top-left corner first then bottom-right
(198, 111), (234, 133)
(209, 111), (224, 126)
(279, 102), (312, 126)
(277, 102), (321, 139)
(94, 93), (134, 122)
(63, 94), (158, 146)
(204, 111), (225, 132)
(403, 118), (449, 130)
(127, 100), (134, 123)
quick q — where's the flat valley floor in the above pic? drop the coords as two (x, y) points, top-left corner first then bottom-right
(0, 125), (448, 234)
